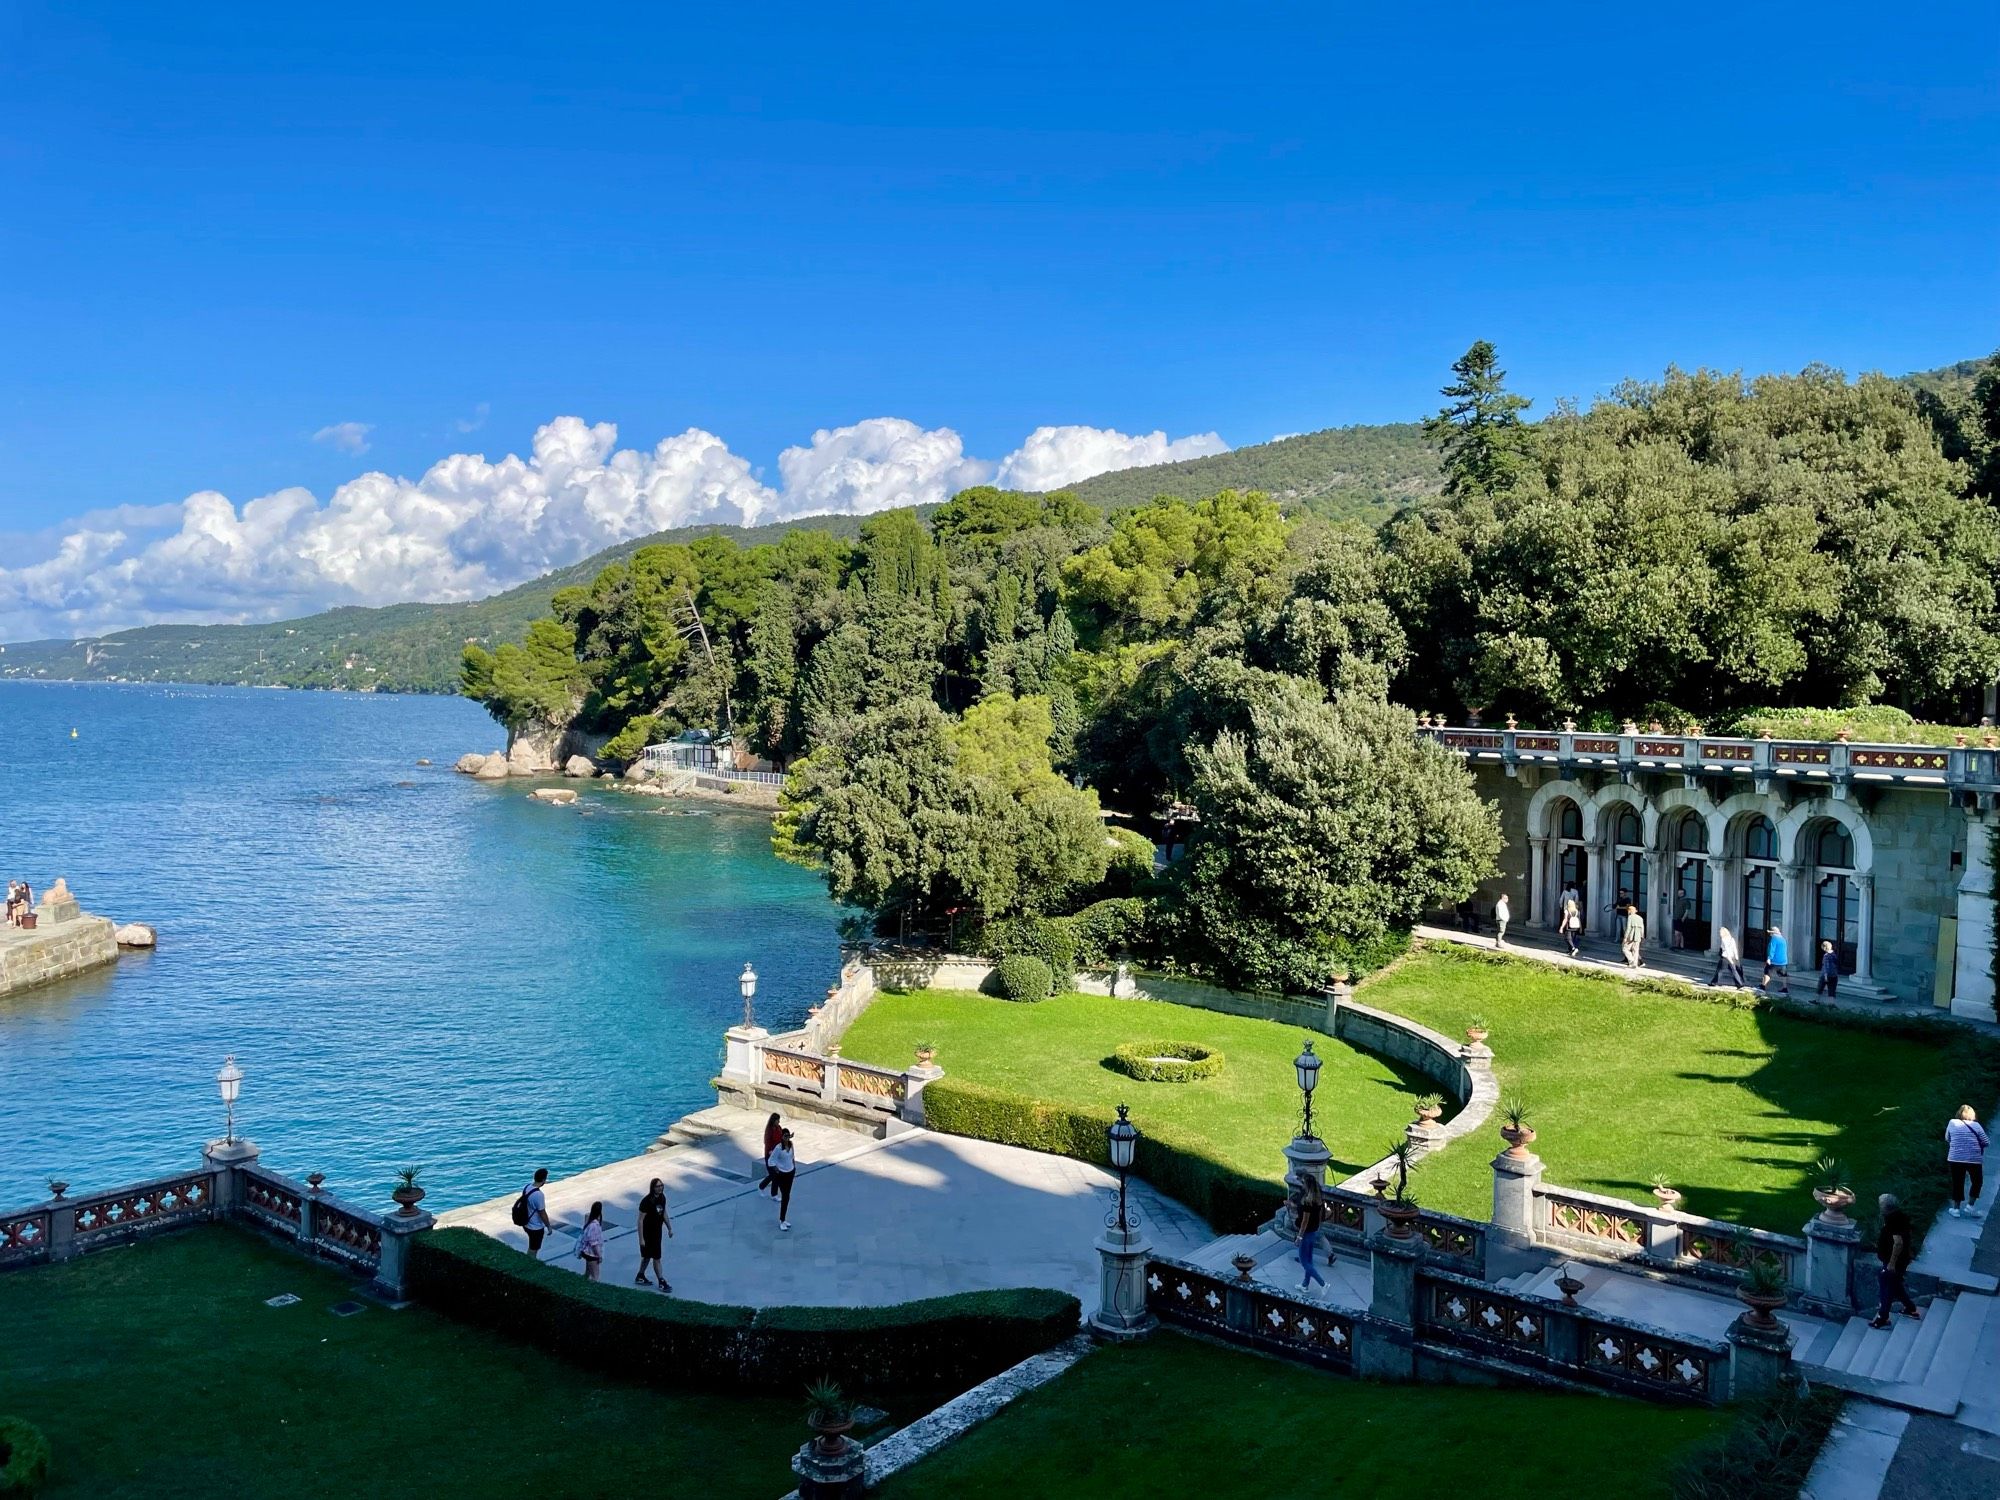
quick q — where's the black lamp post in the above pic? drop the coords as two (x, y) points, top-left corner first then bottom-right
(1294, 1039), (1322, 1141)
(738, 963), (758, 1029)
(216, 1055), (243, 1146)
(1107, 1103), (1140, 1234)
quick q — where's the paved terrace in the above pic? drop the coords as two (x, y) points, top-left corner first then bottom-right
(441, 1105), (1208, 1310)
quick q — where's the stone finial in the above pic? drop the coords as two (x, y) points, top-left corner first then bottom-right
(1986, 733), (1998, 749)
(1688, 722), (1704, 736)
(1648, 720), (1664, 733)
(1620, 719), (1639, 736)
(1561, 718), (1577, 733)
(1505, 713), (1519, 730)
(1758, 729), (1773, 740)
(1955, 733), (1968, 747)
(1835, 728), (1851, 743)
(1466, 707), (1483, 727)
(1417, 712), (1431, 728)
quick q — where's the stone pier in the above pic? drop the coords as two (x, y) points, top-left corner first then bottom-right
(1, 879), (119, 998)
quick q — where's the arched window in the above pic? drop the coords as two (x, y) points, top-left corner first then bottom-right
(1812, 820), (1858, 974)
(1741, 815), (1782, 961)
(1553, 799), (1587, 918)
(1611, 805), (1647, 921)
(1673, 813), (1712, 948)
(1559, 803), (1582, 840)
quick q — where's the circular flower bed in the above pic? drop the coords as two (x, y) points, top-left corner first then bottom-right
(1108, 1041), (1224, 1084)
(0, 1415), (52, 1497)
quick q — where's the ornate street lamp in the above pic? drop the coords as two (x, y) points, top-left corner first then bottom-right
(1294, 1039), (1322, 1142)
(738, 963), (759, 1029)
(1106, 1103), (1140, 1235)
(216, 1055), (243, 1145)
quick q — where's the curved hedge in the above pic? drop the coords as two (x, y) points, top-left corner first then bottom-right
(0, 1416), (51, 1498)
(407, 1228), (1078, 1395)
(1108, 1041), (1224, 1084)
(921, 1076), (1273, 1233)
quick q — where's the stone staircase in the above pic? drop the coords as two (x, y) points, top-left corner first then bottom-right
(1794, 1291), (1994, 1415)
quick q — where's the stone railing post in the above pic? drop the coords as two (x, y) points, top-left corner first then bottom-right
(1324, 976), (1353, 1033)
(299, 1177), (322, 1246)
(820, 1046), (843, 1106)
(899, 1064), (943, 1127)
(792, 1433), (866, 1499)
(1406, 1119), (1445, 1161)
(1089, 1219), (1156, 1342)
(722, 1024), (769, 1086)
(1803, 1212), (1861, 1309)
(47, 1202), (76, 1263)
(1642, 1208), (1680, 1263)
(1726, 1313), (1795, 1399)
(1275, 1134), (1332, 1238)
(372, 1207), (435, 1302)
(203, 1137), (261, 1216)
(1490, 1148), (1543, 1248)
(1356, 1234), (1420, 1380)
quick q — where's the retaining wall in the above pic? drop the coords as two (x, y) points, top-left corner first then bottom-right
(0, 915), (118, 999)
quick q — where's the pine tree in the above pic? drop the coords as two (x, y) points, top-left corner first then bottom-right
(1423, 340), (1537, 497)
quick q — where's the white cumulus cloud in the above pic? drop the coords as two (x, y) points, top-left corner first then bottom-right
(994, 425), (1228, 492)
(312, 421), (374, 454)
(0, 415), (1228, 639)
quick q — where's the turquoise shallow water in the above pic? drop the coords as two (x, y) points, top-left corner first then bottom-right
(0, 682), (842, 1209)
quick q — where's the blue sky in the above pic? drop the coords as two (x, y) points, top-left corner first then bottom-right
(0, 3), (1994, 635)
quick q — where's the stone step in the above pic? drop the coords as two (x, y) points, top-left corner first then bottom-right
(1819, 1314), (1873, 1374)
(1850, 1307), (1924, 1382)
(1805, 1293), (1993, 1418)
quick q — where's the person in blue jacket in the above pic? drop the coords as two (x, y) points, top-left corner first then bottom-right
(1759, 925), (1791, 995)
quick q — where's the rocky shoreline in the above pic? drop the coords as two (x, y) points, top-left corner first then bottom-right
(451, 726), (778, 810)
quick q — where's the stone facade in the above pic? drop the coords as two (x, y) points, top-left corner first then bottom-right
(1, 913), (118, 999)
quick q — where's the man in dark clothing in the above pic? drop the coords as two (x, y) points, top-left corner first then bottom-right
(1870, 1193), (1921, 1329)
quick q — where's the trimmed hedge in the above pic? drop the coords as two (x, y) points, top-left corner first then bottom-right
(0, 1417), (50, 1498)
(406, 1228), (1078, 1395)
(997, 954), (1054, 1002)
(1108, 1041), (1224, 1084)
(922, 1075), (1274, 1233)
(1070, 898), (1149, 966)
(987, 917), (1079, 983)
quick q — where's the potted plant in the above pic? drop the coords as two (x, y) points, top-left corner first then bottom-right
(391, 1165), (426, 1217)
(1231, 1250), (1257, 1283)
(1378, 1137), (1422, 1238)
(913, 1040), (938, 1066)
(1464, 1016), (1489, 1044)
(1413, 1093), (1444, 1124)
(1811, 1156), (1855, 1222)
(804, 1379), (855, 1454)
(1499, 1096), (1536, 1158)
(1650, 1174), (1681, 1210)
(1735, 1259), (1789, 1329)
(45, 1179), (67, 1202)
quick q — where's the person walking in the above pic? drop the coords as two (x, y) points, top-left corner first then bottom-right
(1560, 894), (1583, 958)
(1493, 893), (1510, 949)
(1295, 1176), (1329, 1292)
(514, 1167), (551, 1258)
(767, 1130), (797, 1231)
(636, 1177), (673, 1290)
(1620, 900), (1645, 969)
(1712, 926), (1746, 989)
(1947, 1105), (1990, 1219)
(1672, 894), (1691, 950)
(1869, 1192), (1921, 1329)
(1760, 926), (1791, 995)
(1816, 940), (1841, 1001)
(577, 1200), (606, 1283)
(758, 1112), (783, 1195)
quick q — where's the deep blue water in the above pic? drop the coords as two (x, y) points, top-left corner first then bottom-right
(0, 682), (842, 1209)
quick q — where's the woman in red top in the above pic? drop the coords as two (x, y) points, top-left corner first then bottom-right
(759, 1113), (783, 1196)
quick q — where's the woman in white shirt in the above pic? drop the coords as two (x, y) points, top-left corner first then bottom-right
(767, 1132), (798, 1231)
(576, 1200), (607, 1280)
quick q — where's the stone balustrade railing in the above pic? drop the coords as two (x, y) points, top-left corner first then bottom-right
(1421, 721), (2000, 797)
(1319, 1184), (1489, 1277)
(0, 1141), (430, 1299)
(723, 1025), (940, 1130)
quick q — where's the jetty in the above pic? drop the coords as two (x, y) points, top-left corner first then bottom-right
(1, 879), (119, 998)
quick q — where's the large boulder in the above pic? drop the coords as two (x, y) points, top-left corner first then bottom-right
(623, 762), (655, 783)
(474, 752), (511, 780)
(564, 755), (598, 779)
(506, 726), (560, 776)
(115, 923), (157, 948)
(529, 787), (579, 805)
(454, 753), (486, 775)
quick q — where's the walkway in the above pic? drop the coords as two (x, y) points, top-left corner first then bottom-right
(440, 1105), (1208, 1312)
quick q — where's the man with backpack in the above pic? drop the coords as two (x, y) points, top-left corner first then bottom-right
(512, 1167), (551, 1257)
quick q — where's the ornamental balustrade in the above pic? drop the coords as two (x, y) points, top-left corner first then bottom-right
(1532, 1181), (1805, 1292)
(1421, 723), (2000, 797)
(1317, 1184), (1487, 1276)
(0, 1208), (50, 1268)
(236, 1163), (388, 1274)
(1143, 1258), (1358, 1373)
(1419, 1267), (1728, 1403)
(724, 1021), (938, 1129)
(69, 1170), (217, 1248)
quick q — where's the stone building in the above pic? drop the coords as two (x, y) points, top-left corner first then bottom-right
(1427, 723), (1999, 1022)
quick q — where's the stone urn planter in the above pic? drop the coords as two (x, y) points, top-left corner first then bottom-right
(391, 1166), (426, 1217)
(1379, 1200), (1422, 1240)
(1651, 1185), (1682, 1210)
(1812, 1186), (1855, 1223)
(1232, 1251), (1257, 1283)
(1465, 1025), (1489, 1045)
(1735, 1283), (1788, 1331)
(1415, 1102), (1443, 1125)
(1499, 1124), (1537, 1158)
(809, 1413), (854, 1456)
(914, 1045), (936, 1066)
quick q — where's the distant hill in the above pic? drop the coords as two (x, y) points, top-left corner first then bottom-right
(1060, 421), (1441, 524)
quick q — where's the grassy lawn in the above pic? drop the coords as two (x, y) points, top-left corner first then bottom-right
(841, 988), (1427, 1184)
(0, 1227), (805, 1498)
(874, 1333), (1728, 1500)
(1362, 946), (1969, 1232)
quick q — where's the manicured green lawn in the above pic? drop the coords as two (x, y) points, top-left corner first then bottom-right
(0, 1227), (805, 1498)
(1362, 946), (1970, 1232)
(874, 1333), (1727, 1500)
(841, 988), (1427, 1183)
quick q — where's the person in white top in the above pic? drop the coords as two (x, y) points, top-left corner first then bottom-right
(1493, 894), (1510, 949)
(767, 1131), (798, 1230)
(1946, 1105), (1990, 1219)
(576, 1200), (606, 1281)
(519, 1167), (551, 1257)
(1712, 927), (1746, 990)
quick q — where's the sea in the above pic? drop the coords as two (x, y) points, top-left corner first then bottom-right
(0, 681), (844, 1209)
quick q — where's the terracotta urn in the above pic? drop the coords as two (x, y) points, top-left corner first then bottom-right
(1620, 719), (1639, 735)
(391, 1184), (427, 1217)
(46, 1180), (68, 1202)
(914, 1047), (935, 1065)
(1379, 1199), (1422, 1239)
(1554, 1269), (1585, 1306)
(1369, 1174), (1390, 1198)
(1736, 1284), (1787, 1330)
(1652, 1186), (1682, 1210)
(1500, 1124), (1537, 1159)
(1812, 1186), (1855, 1223)
(809, 1414), (855, 1456)
(1465, 1025), (1489, 1044)
(1231, 1251), (1257, 1283)
(1415, 1104), (1443, 1124)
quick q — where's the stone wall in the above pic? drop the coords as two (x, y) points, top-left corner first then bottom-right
(0, 915), (118, 999)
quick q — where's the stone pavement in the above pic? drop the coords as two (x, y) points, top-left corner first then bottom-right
(441, 1104), (1208, 1311)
